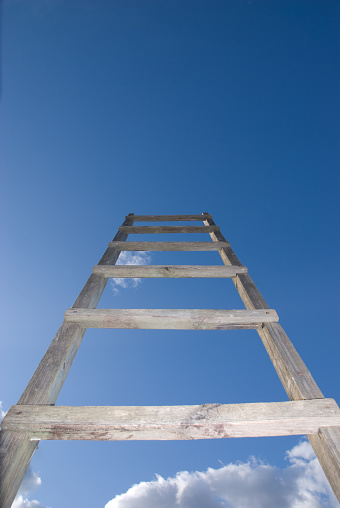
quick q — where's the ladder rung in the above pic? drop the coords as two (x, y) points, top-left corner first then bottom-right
(108, 241), (230, 251)
(128, 214), (212, 222)
(64, 308), (278, 329)
(4, 399), (339, 441)
(119, 225), (219, 234)
(92, 265), (248, 278)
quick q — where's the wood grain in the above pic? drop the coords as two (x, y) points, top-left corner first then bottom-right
(92, 264), (247, 278)
(128, 214), (212, 222)
(309, 427), (340, 500)
(119, 226), (219, 234)
(4, 399), (340, 441)
(64, 308), (279, 329)
(108, 241), (229, 251)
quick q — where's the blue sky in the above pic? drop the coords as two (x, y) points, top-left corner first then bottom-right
(1, 0), (339, 507)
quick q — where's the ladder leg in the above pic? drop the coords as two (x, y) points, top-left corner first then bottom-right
(0, 215), (134, 508)
(0, 432), (37, 508)
(308, 428), (340, 500)
(203, 213), (340, 502)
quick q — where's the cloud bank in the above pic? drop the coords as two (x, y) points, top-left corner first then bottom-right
(110, 251), (151, 294)
(105, 441), (338, 508)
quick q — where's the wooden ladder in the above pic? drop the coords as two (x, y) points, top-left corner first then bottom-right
(1, 212), (340, 506)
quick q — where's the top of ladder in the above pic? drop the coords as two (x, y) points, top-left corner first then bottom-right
(126, 214), (212, 222)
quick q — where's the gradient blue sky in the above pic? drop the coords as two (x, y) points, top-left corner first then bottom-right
(1, 1), (340, 507)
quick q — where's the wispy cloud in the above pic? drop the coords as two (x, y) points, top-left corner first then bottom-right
(105, 441), (338, 508)
(110, 251), (151, 295)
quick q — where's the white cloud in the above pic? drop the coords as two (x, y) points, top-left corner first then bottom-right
(105, 441), (339, 508)
(12, 494), (50, 508)
(110, 251), (151, 295)
(12, 467), (51, 508)
(12, 498), (48, 508)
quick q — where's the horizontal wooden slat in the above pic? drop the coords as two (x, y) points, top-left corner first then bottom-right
(92, 265), (248, 278)
(119, 226), (219, 234)
(64, 308), (278, 329)
(128, 214), (212, 222)
(4, 399), (340, 441)
(108, 241), (230, 251)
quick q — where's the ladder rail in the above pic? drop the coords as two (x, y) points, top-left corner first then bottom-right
(203, 213), (340, 499)
(0, 214), (135, 508)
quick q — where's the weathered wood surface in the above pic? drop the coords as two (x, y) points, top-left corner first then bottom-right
(128, 214), (212, 222)
(119, 225), (219, 234)
(309, 427), (340, 500)
(258, 323), (324, 401)
(202, 213), (340, 500)
(0, 215), (135, 508)
(0, 432), (38, 508)
(92, 265), (248, 278)
(64, 308), (278, 329)
(4, 399), (340, 441)
(108, 241), (230, 251)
